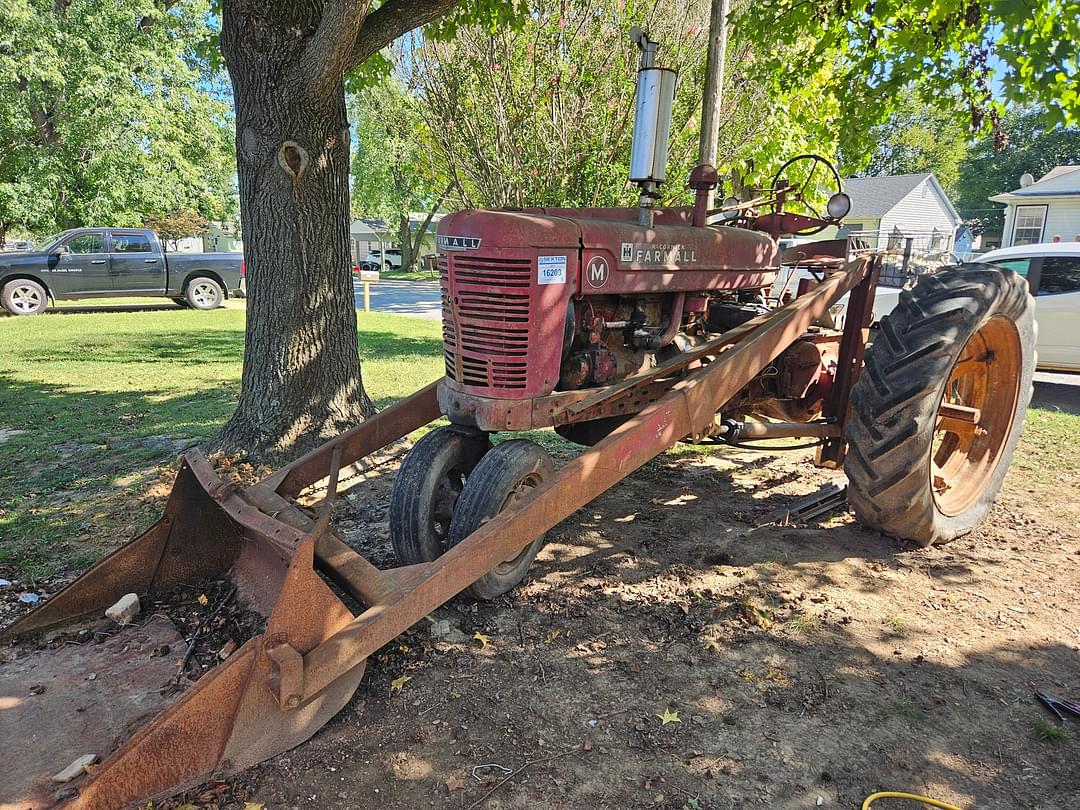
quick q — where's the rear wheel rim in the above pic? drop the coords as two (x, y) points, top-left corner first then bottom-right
(11, 286), (41, 313)
(191, 283), (218, 307)
(930, 315), (1021, 516)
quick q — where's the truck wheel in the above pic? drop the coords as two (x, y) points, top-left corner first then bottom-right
(185, 277), (224, 310)
(389, 427), (490, 565)
(844, 265), (1035, 546)
(2, 279), (48, 315)
(447, 439), (554, 601)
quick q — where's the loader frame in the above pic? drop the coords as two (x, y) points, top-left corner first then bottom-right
(2, 257), (876, 809)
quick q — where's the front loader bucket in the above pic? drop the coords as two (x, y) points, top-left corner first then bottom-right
(0, 451), (366, 810)
(0, 254), (871, 809)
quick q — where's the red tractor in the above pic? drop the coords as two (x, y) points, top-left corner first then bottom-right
(2, 30), (1034, 810)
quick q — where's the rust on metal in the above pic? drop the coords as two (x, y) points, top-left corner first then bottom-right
(816, 257), (880, 467)
(2, 252), (873, 809)
(293, 258), (869, 703)
(267, 379), (442, 497)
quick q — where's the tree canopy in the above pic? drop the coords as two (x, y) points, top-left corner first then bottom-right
(954, 106), (1080, 234)
(0, 0), (236, 242)
(399, 0), (843, 210)
(350, 78), (444, 270)
(740, 0), (1079, 155)
(842, 89), (971, 195)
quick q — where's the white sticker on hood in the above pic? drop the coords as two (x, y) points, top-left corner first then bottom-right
(538, 255), (567, 285)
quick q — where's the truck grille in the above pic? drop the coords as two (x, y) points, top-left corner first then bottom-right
(442, 255), (532, 391)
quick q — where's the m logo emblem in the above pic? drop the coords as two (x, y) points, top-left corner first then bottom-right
(586, 256), (609, 288)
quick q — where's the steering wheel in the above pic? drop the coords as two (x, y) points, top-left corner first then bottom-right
(769, 154), (843, 235)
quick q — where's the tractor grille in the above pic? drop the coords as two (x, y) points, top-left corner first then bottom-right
(442, 255), (533, 391)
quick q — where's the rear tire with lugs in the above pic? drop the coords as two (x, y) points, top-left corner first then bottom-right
(844, 265), (1035, 546)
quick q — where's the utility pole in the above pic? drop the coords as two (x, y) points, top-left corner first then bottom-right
(698, 0), (730, 206)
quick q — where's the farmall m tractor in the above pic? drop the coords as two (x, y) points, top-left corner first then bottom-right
(2, 29), (1034, 810)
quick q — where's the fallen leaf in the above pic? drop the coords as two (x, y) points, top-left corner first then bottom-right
(446, 775), (466, 791)
(244, 804), (265, 810)
(473, 632), (491, 649)
(390, 675), (411, 691)
(657, 708), (681, 726)
(702, 638), (722, 652)
(174, 805), (199, 810)
(197, 593), (209, 606)
(399, 644), (410, 653)
(544, 629), (562, 643)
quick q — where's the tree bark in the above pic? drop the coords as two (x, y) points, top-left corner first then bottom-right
(397, 214), (414, 271)
(216, 3), (374, 461)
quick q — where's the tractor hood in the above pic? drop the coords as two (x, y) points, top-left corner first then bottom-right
(437, 207), (778, 272)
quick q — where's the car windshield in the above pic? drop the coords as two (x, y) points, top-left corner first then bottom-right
(35, 230), (76, 252)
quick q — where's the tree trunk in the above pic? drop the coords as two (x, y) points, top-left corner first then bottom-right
(216, 6), (374, 461)
(397, 214), (415, 272)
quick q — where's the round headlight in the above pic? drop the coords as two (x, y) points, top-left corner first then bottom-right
(720, 196), (741, 220)
(827, 192), (852, 219)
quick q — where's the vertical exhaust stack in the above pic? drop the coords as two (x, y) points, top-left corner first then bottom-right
(629, 27), (677, 227)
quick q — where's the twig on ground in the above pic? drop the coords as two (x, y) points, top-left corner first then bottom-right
(464, 746), (579, 810)
(171, 585), (236, 687)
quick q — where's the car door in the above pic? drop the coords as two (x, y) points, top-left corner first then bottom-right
(108, 230), (165, 293)
(48, 231), (110, 296)
(1031, 255), (1080, 370)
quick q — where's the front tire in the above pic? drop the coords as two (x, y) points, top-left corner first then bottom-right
(2, 279), (48, 315)
(447, 439), (554, 600)
(185, 277), (224, 310)
(844, 265), (1035, 546)
(389, 427), (489, 565)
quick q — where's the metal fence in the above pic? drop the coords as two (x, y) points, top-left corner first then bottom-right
(846, 229), (958, 288)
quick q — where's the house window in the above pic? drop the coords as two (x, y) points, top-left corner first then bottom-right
(1038, 256), (1080, 295)
(1012, 205), (1047, 246)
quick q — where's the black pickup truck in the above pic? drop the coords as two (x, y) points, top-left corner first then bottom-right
(0, 228), (244, 315)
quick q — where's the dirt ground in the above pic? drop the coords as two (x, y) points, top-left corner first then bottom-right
(227, 409), (1079, 809)
(5, 389), (1080, 810)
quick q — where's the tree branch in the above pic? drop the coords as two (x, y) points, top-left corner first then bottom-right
(300, 0), (372, 94)
(344, 0), (462, 74)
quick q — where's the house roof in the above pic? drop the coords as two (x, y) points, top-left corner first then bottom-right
(990, 165), (1080, 200)
(842, 173), (960, 223)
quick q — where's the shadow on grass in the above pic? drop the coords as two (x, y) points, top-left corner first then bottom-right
(1032, 378), (1080, 416)
(13, 325), (443, 368)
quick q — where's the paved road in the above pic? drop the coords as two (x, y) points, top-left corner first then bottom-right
(1032, 370), (1080, 414)
(354, 278), (440, 320)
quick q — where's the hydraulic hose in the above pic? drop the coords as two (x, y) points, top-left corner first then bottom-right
(862, 792), (963, 810)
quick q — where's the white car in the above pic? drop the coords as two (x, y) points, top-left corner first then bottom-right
(772, 242), (1079, 371)
(976, 243), (1080, 371)
(366, 248), (402, 269)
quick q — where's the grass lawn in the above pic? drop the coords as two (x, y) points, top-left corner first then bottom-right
(1, 305), (1078, 583)
(372, 268), (439, 282)
(0, 307), (442, 579)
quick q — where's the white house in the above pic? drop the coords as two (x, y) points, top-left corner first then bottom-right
(836, 173), (962, 252)
(989, 166), (1080, 247)
(350, 213), (445, 265)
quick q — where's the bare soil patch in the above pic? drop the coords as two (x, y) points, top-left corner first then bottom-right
(203, 437), (1080, 810)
